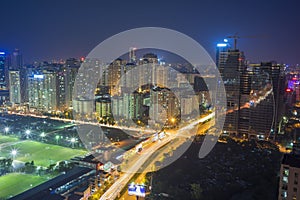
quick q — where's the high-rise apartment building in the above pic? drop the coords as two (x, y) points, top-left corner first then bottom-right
(113, 91), (143, 121)
(8, 49), (23, 70)
(150, 87), (179, 125)
(0, 51), (9, 105)
(216, 39), (284, 138)
(248, 62), (285, 139)
(0, 52), (6, 89)
(105, 59), (124, 95)
(216, 42), (247, 135)
(65, 58), (80, 107)
(96, 95), (111, 118)
(9, 71), (21, 104)
(28, 71), (57, 111)
(278, 153), (300, 200)
(56, 67), (68, 110)
(6, 49), (27, 102)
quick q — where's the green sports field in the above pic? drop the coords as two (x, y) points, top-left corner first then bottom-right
(1, 139), (87, 167)
(0, 173), (48, 199)
(0, 135), (19, 144)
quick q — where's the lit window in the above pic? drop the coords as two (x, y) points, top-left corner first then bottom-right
(284, 168), (289, 176)
(282, 191), (287, 198)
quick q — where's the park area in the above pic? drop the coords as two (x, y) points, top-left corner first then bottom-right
(0, 135), (87, 167)
(0, 173), (48, 199)
(0, 135), (19, 144)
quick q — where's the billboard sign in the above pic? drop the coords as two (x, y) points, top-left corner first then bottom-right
(128, 183), (146, 197)
(34, 74), (44, 79)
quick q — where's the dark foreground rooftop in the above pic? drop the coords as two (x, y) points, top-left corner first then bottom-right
(10, 167), (92, 200)
(282, 153), (300, 168)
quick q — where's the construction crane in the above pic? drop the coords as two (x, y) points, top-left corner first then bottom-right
(226, 34), (268, 50)
(226, 34), (240, 50)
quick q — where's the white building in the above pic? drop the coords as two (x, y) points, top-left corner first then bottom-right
(9, 70), (21, 105)
(28, 71), (57, 111)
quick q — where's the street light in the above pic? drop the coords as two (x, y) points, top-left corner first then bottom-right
(70, 137), (76, 143)
(4, 127), (9, 134)
(40, 132), (46, 142)
(25, 130), (31, 139)
(55, 135), (60, 144)
(11, 149), (18, 160)
(170, 118), (176, 123)
(70, 137), (76, 148)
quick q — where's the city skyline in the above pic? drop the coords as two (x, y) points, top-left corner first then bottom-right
(2, 1), (300, 200)
(0, 0), (300, 64)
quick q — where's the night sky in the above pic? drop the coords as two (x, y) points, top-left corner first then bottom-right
(1, 0), (300, 65)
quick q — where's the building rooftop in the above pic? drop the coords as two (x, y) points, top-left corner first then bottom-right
(67, 193), (82, 200)
(11, 167), (92, 200)
(75, 184), (90, 193)
(282, 153), (300, 168)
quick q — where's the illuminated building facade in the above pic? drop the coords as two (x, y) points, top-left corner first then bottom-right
(65, 58), (80, 107)
(9, 70), (21, 105)
(248, 62), (285, 139)
(0, 52), (7, 89)
(28, 71), (57, 111)
(216, 42), (247, 135)
(96, 95), (112, 118)
(278, 153), (300, 200)
(0, 52), (9, 105)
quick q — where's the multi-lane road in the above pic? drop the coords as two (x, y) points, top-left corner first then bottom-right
(118, 118), (215, 200)
(100, 112), (215, 200)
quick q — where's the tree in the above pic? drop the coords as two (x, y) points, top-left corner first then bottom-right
(24, 161), (35, 174)
(0, 158), (13, 174)
(190, 183), (203, 200)
(48, 164), (56, 172)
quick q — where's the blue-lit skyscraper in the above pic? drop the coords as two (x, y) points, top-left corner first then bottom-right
(8, 49), (23, 70)
(0, 51), (9, 105)
(0, 52), (7, 89)
(216, 41), (248, 135)
(217, 38), (284, 139)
